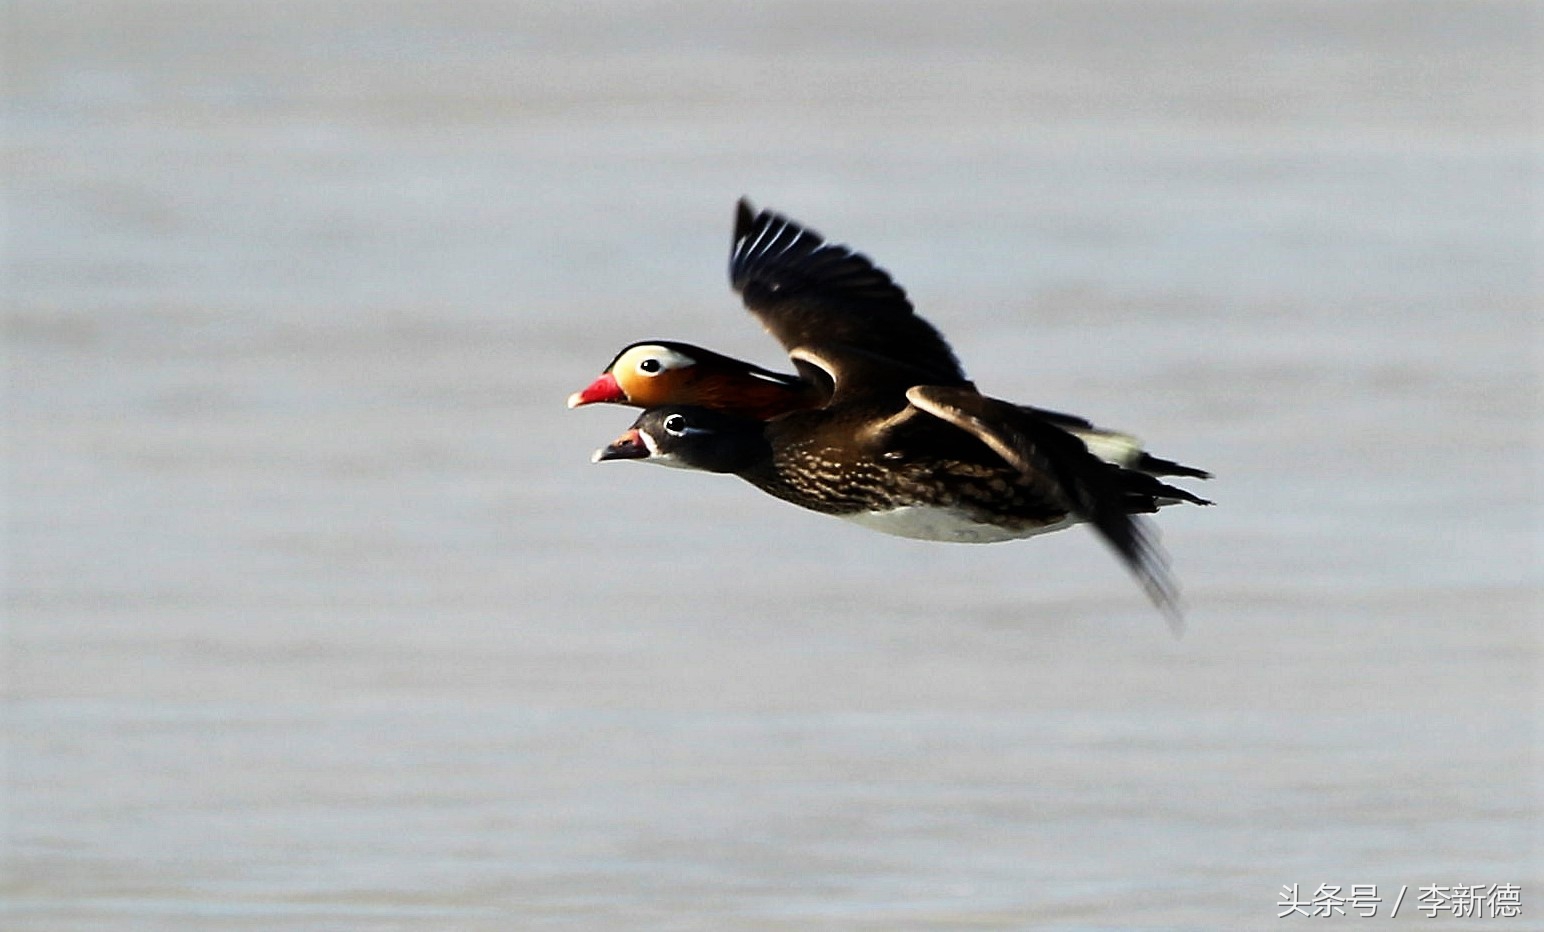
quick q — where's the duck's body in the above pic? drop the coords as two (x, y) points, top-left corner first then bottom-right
(597, 406), (1074, 539)
(578, 199), (1211, 627)
(569, 329), (1206, 484)
(570, 343), (1211, 480)
(751, 417), (1074, 539)
(599, 399), (1207, 623)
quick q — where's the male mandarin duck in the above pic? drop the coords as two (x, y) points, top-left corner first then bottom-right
(570, 338), (1206, 479)
(577, 200), (1211, 629)
(569, 201), (1207, 480)
(567, 341), (823, 421)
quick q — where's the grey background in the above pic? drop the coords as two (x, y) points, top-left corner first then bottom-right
(5, 1), (1538, 928)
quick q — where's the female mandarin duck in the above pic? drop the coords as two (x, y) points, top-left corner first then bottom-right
(574, 200), (1211, 630)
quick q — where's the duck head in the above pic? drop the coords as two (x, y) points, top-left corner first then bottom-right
(592, 405), (772, 474)
(567, 341), (818, 420)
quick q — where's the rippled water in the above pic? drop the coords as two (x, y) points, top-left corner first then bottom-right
(5, 1), (1538, 928)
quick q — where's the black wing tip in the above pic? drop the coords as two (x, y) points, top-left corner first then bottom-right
(732, 198), (833, 255)
(1083, 494), (1189, 635)
(1116, 466), (1212, 509)
(1121, 515), (1187, 636)
(1157, 483), (1213, 508)
(730, 202), (909, 304)
(734, 196), (790, 246)
(1135, 453), (1214, 480)
(735, 197), (757, 239)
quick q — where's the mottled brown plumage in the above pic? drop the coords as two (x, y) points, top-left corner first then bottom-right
(585, 199), (1211, 629)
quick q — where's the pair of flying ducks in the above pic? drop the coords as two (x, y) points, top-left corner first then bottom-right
(568, 200), (1210, 629)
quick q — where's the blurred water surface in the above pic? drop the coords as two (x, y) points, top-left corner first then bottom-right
(5, 1), (1538, 928)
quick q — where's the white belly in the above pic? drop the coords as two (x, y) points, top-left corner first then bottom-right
(840, 506), (1078, 544)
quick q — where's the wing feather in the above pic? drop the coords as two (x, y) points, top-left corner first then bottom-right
(730, 199), (968, 391)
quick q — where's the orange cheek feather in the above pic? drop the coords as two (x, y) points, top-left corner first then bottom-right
(619, 370), (681, 407)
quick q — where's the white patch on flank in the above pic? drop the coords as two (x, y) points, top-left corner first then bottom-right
(1072, 428), (1143, 468)
(841, 506), (1078, 544)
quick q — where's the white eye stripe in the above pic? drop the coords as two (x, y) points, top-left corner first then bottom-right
(659, 415), (716, 441)
(621, 345), (694, 377)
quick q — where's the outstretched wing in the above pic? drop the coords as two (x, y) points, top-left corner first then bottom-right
(905, 385), (1189, 632)
(729, 199), (969, 395)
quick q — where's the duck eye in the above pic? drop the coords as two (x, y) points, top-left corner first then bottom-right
(662, 414), (688, 436)
(638, 358), (663, 375)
